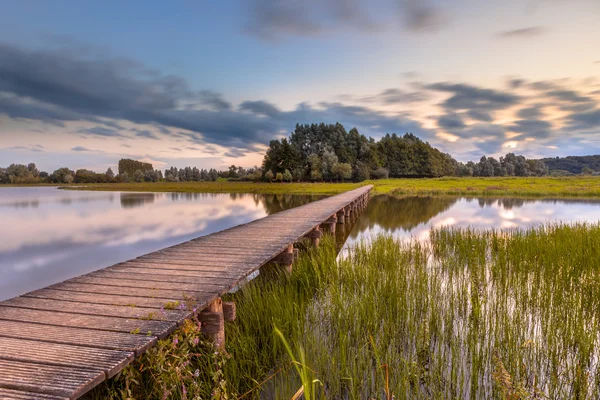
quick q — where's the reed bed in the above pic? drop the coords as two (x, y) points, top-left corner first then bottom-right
(91, 223), (600, 399)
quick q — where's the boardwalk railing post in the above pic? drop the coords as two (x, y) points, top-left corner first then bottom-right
(199, 298), (225, 350)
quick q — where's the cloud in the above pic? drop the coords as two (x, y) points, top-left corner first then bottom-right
(239, 100), (281, 118)
(568, 109), (600, 130)
(71, 146), (91, 152)
(131, 129), (159, 140)
(8, 145), (44, 153)
(398, 0), (447, 33)
(497, 26), (546, 38)
(511, 119), (552, 139)
(364, 88), (429, 104)
(197, 90), (232, 111)
(517, 106), (543, 119)
(438, 113), (466, 129)
(243, 0), (444, 40)
(224, 148), (248, 158)
(77, 126), (123, 137)
(428, 82), (521, 114)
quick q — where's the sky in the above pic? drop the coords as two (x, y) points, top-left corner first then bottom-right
(0, 0), (599, 172)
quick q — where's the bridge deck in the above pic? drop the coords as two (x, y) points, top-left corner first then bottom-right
(0, 185), (372, 399)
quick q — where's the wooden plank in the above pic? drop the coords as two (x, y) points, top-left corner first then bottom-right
(0, 336), (132, 378)
(69, 275), (225, 295)
(88, 269), (232, 287)
(108, 265), (245, 281)
(0, 388), (67, 400)
(1, 297), (188, 322)
(0, 359), (104, 399)
(0, 320), (156, 356)
(134, 253), (267, 264)
(107, 265), (254, 282)
(0, 307), (176, 339)
(24, 288), (183, 309)
(48, 282), (214, 302)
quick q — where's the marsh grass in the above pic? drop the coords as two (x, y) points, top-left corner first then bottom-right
(90, 223), (600, 399)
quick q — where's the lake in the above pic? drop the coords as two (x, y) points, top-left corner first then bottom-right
(3, 187), (600, 301)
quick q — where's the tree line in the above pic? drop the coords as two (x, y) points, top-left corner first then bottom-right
(2, 122), (569, 185)
(261, 123), (549, 181)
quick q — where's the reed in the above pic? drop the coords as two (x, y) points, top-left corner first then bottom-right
(90, 223), (600, 399)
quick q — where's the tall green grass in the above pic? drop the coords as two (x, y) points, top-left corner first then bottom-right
(90, 223), (600, 399)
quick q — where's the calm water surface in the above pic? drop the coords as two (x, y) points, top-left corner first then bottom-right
(3, 188), (600, 301)
(0, 187), (323, 301)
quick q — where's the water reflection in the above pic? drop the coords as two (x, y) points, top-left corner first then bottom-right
(5, 188), (600, 302)
(346, 195), (600, 245)
(0, 187), (323, 301)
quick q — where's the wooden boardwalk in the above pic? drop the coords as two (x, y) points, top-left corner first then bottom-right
(0, 185), (372, 399)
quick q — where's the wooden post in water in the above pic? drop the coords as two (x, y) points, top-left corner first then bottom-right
(272, 243), (295, 273)
(199, 298), (225, 350)
(223, 301), (236, 322)
(305, 226), (322, 247)
(337, 209), (345, 224)
(320, 215), (337, 234)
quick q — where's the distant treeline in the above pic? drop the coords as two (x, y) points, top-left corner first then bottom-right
(541, 155), (600, 176)
(5, 122), (600, 185)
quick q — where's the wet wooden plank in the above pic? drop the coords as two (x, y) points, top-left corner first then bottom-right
(0, 388), (67, 400)
(0, 307), (175, 339)
(0, 336), (132, 378)
(1, 297), (187, 322)
(0, 320), (156, 356)
(24, 288), (182, 309)
(0, 359), (104, 399)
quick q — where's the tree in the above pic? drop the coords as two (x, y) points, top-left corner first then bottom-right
(321, 150), (339, 181)
(283, 169), (293, 182)
(275, 172), (283, 182)
(228, 165), (238, 179)
(105, 168), (115, 179)
(372, 168), (389, 180)
(50, 167), (74, 184)
(265, 170), (274, 181)
(118, 159), (153, 176)
(134, 169), (144, 182)
(331, 162), (352, 181)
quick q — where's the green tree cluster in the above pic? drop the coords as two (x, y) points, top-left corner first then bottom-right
(262, 123), (457, 182)
(463, 153), (548, 177)
(118, 159), (153, 176)
(164, 167), (219, 182)
(0, 163), (41, 183)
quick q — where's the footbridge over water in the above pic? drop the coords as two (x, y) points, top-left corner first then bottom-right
(0, 185), (372, 399)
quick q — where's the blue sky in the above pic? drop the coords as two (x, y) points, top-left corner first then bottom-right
(1, 0), (599, 172)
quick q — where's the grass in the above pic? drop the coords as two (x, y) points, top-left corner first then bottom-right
(60, 176), (600, 198)
(89, 222), (600, 399)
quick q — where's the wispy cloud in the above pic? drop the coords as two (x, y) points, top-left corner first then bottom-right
(497, 26), (545, 38)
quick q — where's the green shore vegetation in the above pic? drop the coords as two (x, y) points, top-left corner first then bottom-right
(90, 222), (600, 399)
(65, 176), (600, 198)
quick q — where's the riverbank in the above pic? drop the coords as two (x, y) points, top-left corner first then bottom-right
(59, 176), (600, 198)
(89, 223), (600, 399)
